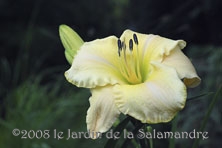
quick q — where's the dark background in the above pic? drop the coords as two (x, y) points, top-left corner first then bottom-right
(0, 0), (221, 147)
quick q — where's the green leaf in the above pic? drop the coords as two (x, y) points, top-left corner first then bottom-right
(187, 92), (214, 102)
(192, 85), (222, 148)
(59, 24), (84, 64)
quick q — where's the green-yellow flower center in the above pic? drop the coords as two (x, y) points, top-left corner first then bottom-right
(117, 34), (143, 84)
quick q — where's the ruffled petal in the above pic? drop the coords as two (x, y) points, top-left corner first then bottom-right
(119, 30), (186, 80)
(65, 36), (126, 88)
(86, 85), (120, 138)
(162, 47), (201, 87)
(114, 62), (186, 123)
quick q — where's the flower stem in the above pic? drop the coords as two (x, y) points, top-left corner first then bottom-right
(169, 115), (178, 148)
(122, 124), (143, 148)
(104, 116), (130, 148)
(147, 126), (153, 148)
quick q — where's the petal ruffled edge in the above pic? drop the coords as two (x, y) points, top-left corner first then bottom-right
(65, 36), (126, 88)
(114, 62), (186, 123)
(162, 47), (201, 88)
(86, 85), (120, 139)
(119, 29), (186, 80)
(120, 29), (186, 61)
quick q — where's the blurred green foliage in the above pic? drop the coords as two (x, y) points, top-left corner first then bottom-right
(0, 0), (222, 147)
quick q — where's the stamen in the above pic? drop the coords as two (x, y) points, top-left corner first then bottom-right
(122, 41), (126, 50)
(117, 39), (122, 56)
(117, 39), (122, 49)
(129, 39), (133, 51)
(133, 33), (138, 45)
(117, 34), (142, 84)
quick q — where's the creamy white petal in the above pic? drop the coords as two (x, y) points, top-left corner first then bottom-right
(119, 30), (186, 80)
(65, 36), (125, 88)
(114, 62), (186, 123)
(86, 85), (120, 138)
(162, 47), (201, 87)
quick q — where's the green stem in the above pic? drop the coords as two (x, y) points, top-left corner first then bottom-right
(121, 121), (143, 148)
(147, 126), (153, 148)
(169, 115), (178, 148)
(192, 85), (222, 148)
(104, 116), (130, 148)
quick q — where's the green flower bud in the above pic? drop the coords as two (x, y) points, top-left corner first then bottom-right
(59, 24), (84, 64)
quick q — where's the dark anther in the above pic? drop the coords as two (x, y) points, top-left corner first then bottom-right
(133, 34), (138, 45)
(117, 39), (122, 50)
(117, 39), (122, 56)
(129, 39), (133, 51)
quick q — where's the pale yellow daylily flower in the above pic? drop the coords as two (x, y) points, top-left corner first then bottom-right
(63, 28), (201, 137)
